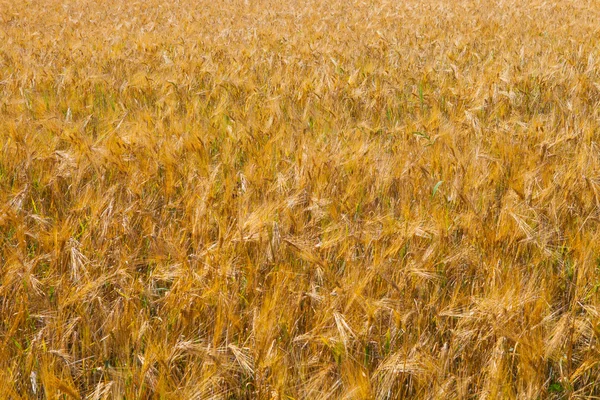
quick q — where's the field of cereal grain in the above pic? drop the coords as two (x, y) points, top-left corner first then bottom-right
(2, 0), (600, 398)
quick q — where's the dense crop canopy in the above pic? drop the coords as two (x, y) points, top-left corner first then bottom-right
(1, 0), (600, 398)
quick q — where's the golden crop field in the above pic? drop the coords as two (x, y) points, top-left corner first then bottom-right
(2, 0), (600, 398)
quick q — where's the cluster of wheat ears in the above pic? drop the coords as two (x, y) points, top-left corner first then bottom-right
(2, 0), (600, 398)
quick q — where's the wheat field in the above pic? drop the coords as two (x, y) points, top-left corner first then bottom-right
(2, 0), (600, 398)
